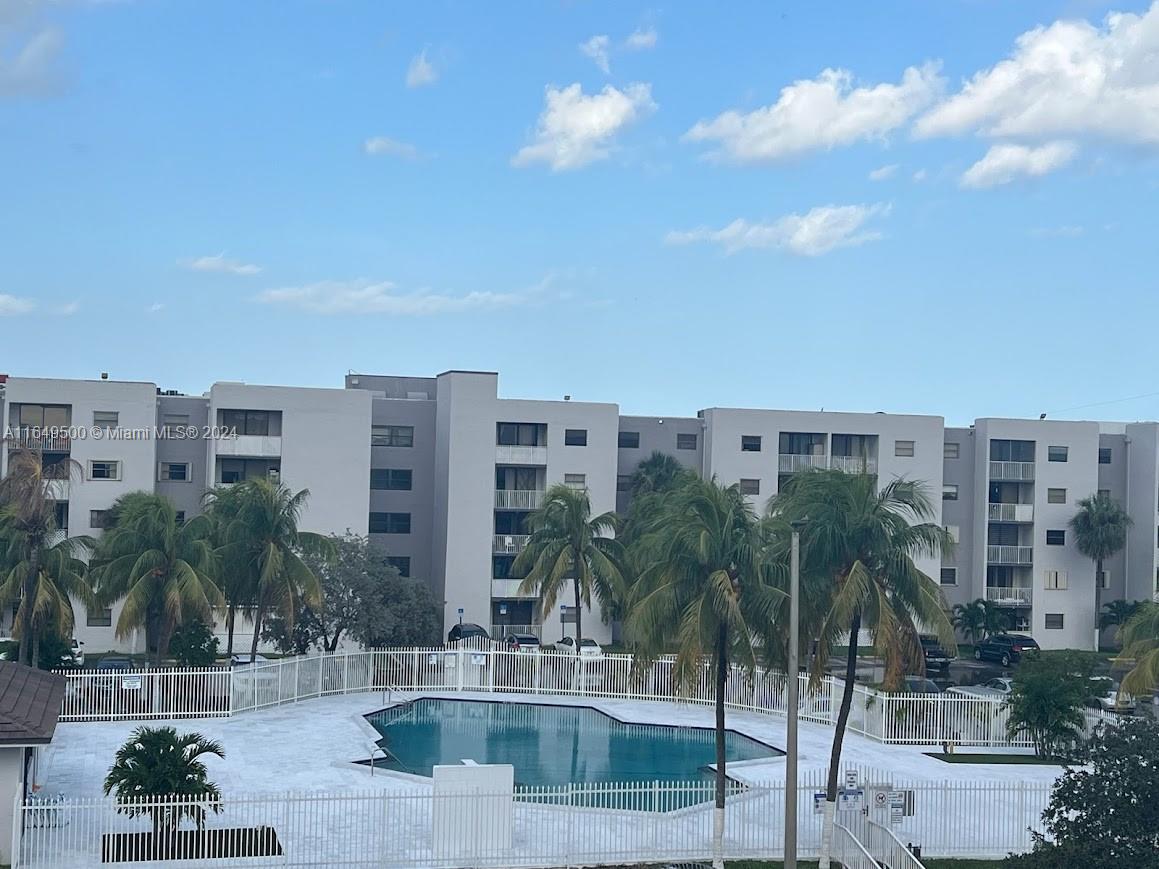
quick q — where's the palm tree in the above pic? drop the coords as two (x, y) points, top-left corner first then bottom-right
(203, 485), (255, 659)
(513, 484), (627, 655)
(103, 726), (224, 834)
(1070, 493), (1132, 651)
(770, 469), (955, 869)
(627, 479), (782, 869)
(628, 450), (694, 496)
(952, 597), (1009, 646)
(1120, 602), (1159, 699)
(1099, 599), (1141, 634)
(89, 493), (223, 666)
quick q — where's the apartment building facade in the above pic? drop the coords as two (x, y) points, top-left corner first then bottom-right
(2, 370), (1157, 653)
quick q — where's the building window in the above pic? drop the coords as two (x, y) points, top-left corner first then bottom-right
(161, 412), (189, 433)
(616, 475), (631, 492)
(90, 509), (110, 529)
(221, 409), (282, 436)
(1098, 447), (1112, 464)
(676, 433), (697, 450)
(618, 431), (640, 449)
(89, 460), (120, 481)
(92, 411), (119, 429)
(1097, 489), (1110, 499)
(372, 425), (414, 447)
(741, 435), (762, 452)
(564, 429), (588, 447)
(894, 440), (915, 457)
(1046, 529), (1065, 545)
(86, 606), (113, 628)
(369, 512), (411, 534)
(943, 442), (960, 459)
(1044, 570), (1068, 590)
(158, 462), (189, 482)
(739, 478), (760, 496)
(386, 556), (411, 577)
(563, 473), (586, 489)
(942, 484), (958, 501)
(12, 403), (71, 428)
(175, 511), (186, 524)
(1047, 488), (1067, 504)
(944, 524), (959, 543)
(1044, 613), (1065, 630)
(370, 468), (413, 490)
(939, 567), (957, 586)
(1047, 445), (1069, 463)
(1097, 569), (1110, 590)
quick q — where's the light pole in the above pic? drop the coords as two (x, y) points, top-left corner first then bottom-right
(784, 520), (805, 868)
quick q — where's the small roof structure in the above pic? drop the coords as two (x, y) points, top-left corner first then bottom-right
(0, 663), (66, 746)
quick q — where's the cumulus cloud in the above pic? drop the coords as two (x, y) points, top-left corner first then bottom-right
(579, 34), (611, 74)
(960, 141), (1077, 188)
(512, 82), (656, 171)
(180, 254), (263, 276)
(0, 293), (35, 315)
(255, 280), (530, 316)
(869, 163), (898, 181)
(912, 168), (928, 182)
(363, 136), (420, 159)
(684, 64), (943, 163)
(624, 28), (658, 50)
(405, 49), (437, 88)
(147, 302), (165, 314)
(666, 203), (890, 256)
(52, 300), (79, 316)
(0, 24), (63, 97)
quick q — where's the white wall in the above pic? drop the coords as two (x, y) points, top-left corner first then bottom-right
(0, 746), (25, 864)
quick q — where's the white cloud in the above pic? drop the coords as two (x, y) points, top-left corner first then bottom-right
(0, 25), (63, 97)
(1030, 225), (1085, 238)
(180, 253), (262, 276)
(363, 136), (420, 159)
(255, 280), (529, 316)
(869, 163), (898, 181)
(579, 34), (611, 74)
(960, 141), (1077, 188)
(405, 49), (437, 88)
(512, 82), (656, 171)
(624, 27), (658, 51)
(666, 203), (890, 256)
(684, 63), (943, 163)
(147, 302), (165, 313)
(916, 3), (1159, 146)
(52, 300), (79, 316)
(0, 293), (35, 315)
(912, 168), (928, 182)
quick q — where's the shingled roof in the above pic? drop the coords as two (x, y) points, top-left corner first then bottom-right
(0, 663), (66, 746)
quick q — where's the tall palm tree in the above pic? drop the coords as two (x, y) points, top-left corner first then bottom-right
(770, 469), (955, 869)
(952, 597), (1009, 645)
(1120, 602), (1159, 699)
(89, 493), (223, 666)
(628, 450), (693, 496)
(203, 485), (255, 659)
(513, 484), (627, 654)
(627, 478), (782, 869)
(1070, 493), (1132, 651)
(1099, 599), (1141, 634)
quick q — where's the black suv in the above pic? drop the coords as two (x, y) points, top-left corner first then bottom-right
(919, 634), (955, 672)
(973, 633), (1040, 667)
(447, 622), (490, 643)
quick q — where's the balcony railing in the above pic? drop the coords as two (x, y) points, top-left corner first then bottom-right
(988, 503), (1034, 523)
(494, 490), (545, 510)
(493, 534), (531, 555)
(777, 454), (828, 473)
(215, 435), (282, 458)
(495, 445), (548, 465)
(989, 461), (1035, 481)
(985, 585), (1033, 606)
(8, 429), (71, 452)
(490, 578), (537, 598)
(830, 455), (877, 474)
(488, 624), (543, 640)
(987, 545), (1033, 565)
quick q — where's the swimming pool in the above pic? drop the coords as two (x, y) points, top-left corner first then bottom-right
(365, 698), (782, 787)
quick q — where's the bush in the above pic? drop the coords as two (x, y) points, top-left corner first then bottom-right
(168, 620), (220, 667)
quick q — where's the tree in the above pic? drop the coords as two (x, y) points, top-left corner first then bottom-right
(1098, 598), (1141, 633)
(513, 485), (628, 655)
(1069, 492), (1131, 650)
(168, 620), (221, 667)
(627, 479), (783, 869)
(103, 726), (224, 834)
(1005, 649), (1096, 758)
(89, 493), (222, 666)
(770, 469), (955, 869)
(952, 597), (1009, 645)
(202, 485), (254, 659)
(1120, 601), (1159, 698)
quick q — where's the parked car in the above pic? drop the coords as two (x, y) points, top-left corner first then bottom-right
(973, 634), (1039, 667)
(555, 637), (603, 657)
(447, 623), (489, 644)
(903, 676), (942, 694)
(0, 637), (17, 661)
(918, 634), (955, 672)
(95, 656), (134, 671)
(504, 633), (541, 653)
(948, 677), (1013, 699)
(63, 638), (85, 668)
(230, 653), (271, 667)
(1086, 677), (1137, 715)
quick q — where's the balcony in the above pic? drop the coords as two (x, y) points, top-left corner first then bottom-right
(988, 503), (1034, 523)
(495, 490), (545, 510)
(987, 545), (1033, 565)
(830, 455), (877, 474)
(985, 586), (1033, 606)
(490, 579), (537, 599)
(489, 623), (543, 640)
(8, 429), (71, 452)
(215, 435), (282, 458)
(989, 461), (1035, 482)
(493, 534), (530, 555)
(777, 454), (828, 473)
(495, 445), (548, 465)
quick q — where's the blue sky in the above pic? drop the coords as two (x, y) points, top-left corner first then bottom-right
(2, 0), (1157, 425)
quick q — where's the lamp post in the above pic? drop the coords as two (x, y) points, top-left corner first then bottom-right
(784, 520), (805, 868)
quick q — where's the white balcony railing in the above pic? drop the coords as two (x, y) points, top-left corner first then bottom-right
(989, 461), (1035, 481)
(830, 455), (877, 474)
(488, 624), (543, 640)
(777, 453), (828, 473)
(493, 534), (531, 555)
(495, 445), (548, 465)
(987, 545), (1033, 565)
(494, 489), (545, 510)
(988, 503), (1034, 523)
(490, 579), (537, 599)
(215, 434), (282, 458)
(985, 586), (1033, 606)
(8, 429), (71, 452)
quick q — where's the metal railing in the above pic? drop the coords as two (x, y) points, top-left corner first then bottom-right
(986, 544), (1033, 565)
(985, 585), (1033, 605)
(830, 454), (877, 474)
(495, 445), (548, 465)
(492, 535), (531, 554)
(488, 624), (543, 640)
(777, 453), (828, 473)
(8, 429), (71, 452)
(987, 503), (1034, 522)
(494, 490), (545, 510)
(989, 460), (1035, 481)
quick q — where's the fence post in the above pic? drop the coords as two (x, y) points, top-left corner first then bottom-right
(343, 653), (350, 695)
(10, 791), (21, 869)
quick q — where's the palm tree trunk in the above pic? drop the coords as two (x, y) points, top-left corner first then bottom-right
(1094, 557), (1103, 652)
(31, 628), (41, 671)
(572, 575), (582, 656)
(225, 604), (236, 659)
(818, 610), (861, 869)
(18, 545), (41, 666)
(156, 617), (175, 667)
(712, 625), (728, 869)
(250, 605), (263, 662)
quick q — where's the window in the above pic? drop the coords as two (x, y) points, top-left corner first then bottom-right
(220, 409), (281, 436)
(1046, 529), (1065, 545)
(1098, 489), (1110, 499)
(1098, 447), (1112, 464)
(386, 556), (411, 577)
(12, 403), (70, 428)
(161, 413), (189, 433)
(89, 460), (120, 481)
(175, 511), (186, 524)
(944, 442), (960, 459)
(944, 524), (960, 543)
(616, 475), (631, 492)
(1047, 445), (1069, 463)
(372, 425), (414, 447)
(90, 509), (110, 529)
(563, 473), (586, 489)
(990, 439), (1035, 462)
(92, 411), (119, 429)
(158, 462), (189, 482)
(942, 484), (959, 501)
(779, 432), (826, 455)
(939, 567), (957, 586)
(676, 433), (697, 450)
(741, 435), (762, 452)
(1044, 613), (1065, 630)
(497, 422), (546, 447)
(739, 478), (760, 496)
(1097, 569), (1110, 590)
(369, 512), (411, 534)
(894, 440), (915, 457)
(565, 429), (588, 447)
(617, 431), (640, 449)
(1047, 488), (1067, 504)
(86, 606), (113, 628)
(370, 468), (413, 490)
(1044, 569), (1068, 590)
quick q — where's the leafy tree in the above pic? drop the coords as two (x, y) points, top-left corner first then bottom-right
(103, 726), (224, 833)
(514, 485), (628, 655)
(1120, 601), (1159, 698)
(769, 469), (955, 869)
(952, 597), (1009, 645)
(1005, 649), (1097, 758)
(1069, 492), (1131, 649)
(168, 619), (221, 667)
(1098, 598), (1141, 633)
(627, 478), (783, 869)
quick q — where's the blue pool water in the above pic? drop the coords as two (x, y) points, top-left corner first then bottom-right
(365, 698), (782, 787)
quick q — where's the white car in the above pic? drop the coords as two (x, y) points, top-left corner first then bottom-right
(555, 637), (603, 658)
(230, 653), (272, 667)
(947, 677), (1013, 699)
(66, 639), (85, 668)
(1087, 677), (1136, 714)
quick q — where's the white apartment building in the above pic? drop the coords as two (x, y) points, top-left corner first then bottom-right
(2, 370), (1157, 653)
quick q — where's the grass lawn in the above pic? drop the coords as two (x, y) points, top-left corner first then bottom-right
(924, 752), (1062, 765)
